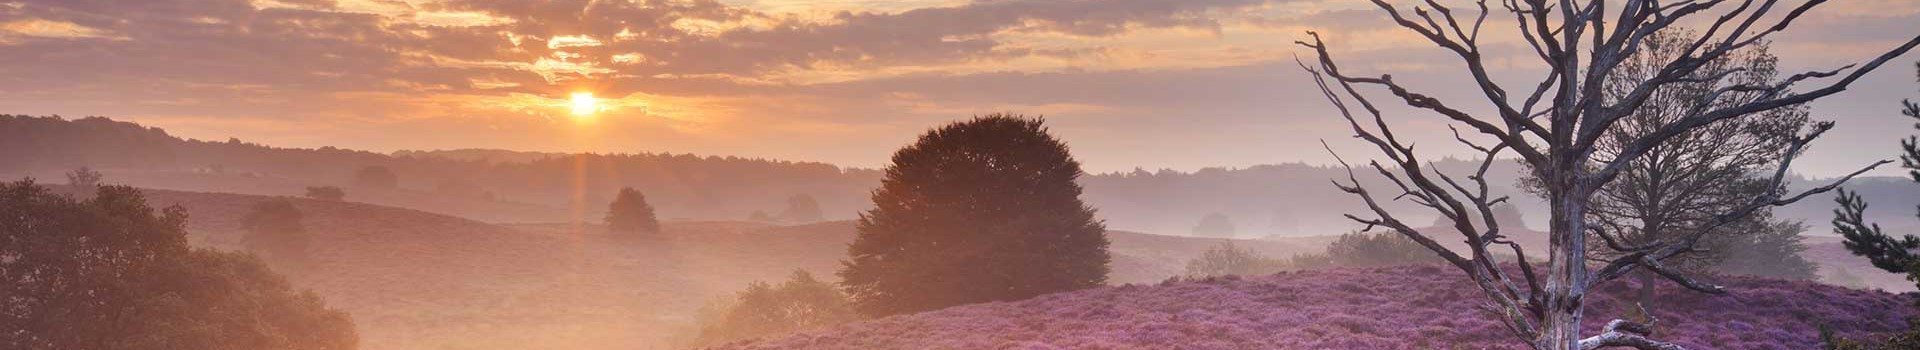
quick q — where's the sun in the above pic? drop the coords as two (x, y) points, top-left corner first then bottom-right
(569, 91), (598, 117)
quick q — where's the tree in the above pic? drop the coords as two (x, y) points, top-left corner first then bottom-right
(1824, 63), (1920, 350)
(353, 165), (397, 189)
(606, 187), (659, 234)
(1300, 2), (1918, 349)
(839, 114), (1109, 317)
(1192, 213), (1236, 238)
(0, 180), (356, 349)
(242, 200), (312, 271)
(693, 270), (859, 346)
(64, 166), (101, 188)
(748, 210), (774, 223)
(305, 186), (346, 201)
(1715, 214), (1817, 280)
(1834, 63), (1920, 275)
(1515, 29), (1811, 306)
(779, 194), (824, 223)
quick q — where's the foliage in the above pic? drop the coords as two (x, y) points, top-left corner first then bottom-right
(1192, 213), (1235, 238)
(693, 270), (860, 346)
(1322, 231), (1443, 268)
(242, 199), (312, 271)
(0, 180), (356, 350)
(780, 194), (824, 223)
(1716, 215), (1819, 280)
(840, 114), (1109, 317)
(1826, 62), (1920, 350)
(605, 187), (660, 234)
(352, 165), (397, 189)
(1835, 190), (1920, 274)
(305, 186), (346, 201)
(1184, 242), (1288, 278)
(64, 166), (102, 188)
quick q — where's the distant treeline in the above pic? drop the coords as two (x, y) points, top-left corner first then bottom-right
(3, 115), (1898, 234)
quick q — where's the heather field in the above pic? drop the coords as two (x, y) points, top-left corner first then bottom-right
(711, 266), (1915, 349)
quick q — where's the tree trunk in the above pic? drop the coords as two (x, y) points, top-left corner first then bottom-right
(1636, 271), (1657, 308)
(1538, 180), (1591, 350)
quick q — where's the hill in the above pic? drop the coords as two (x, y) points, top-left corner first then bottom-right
(59, 185), (1327, 349)
(9, 115), (1908, 238)
(708, 265), (1917, 349)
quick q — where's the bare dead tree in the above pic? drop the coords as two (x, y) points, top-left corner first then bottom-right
(1296, 1), (1920, 349)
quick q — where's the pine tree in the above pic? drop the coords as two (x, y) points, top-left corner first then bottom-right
(839, 114), (1109, 316)
(606, 187), (660, 234)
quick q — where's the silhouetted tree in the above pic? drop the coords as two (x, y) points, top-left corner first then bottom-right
(0, 180), (356, 350)
(839, 114), (1109, 317)
(780, 194), (824, 223)
(242, 200), (312, 271)
(65, 166), (101, 189)
(1192, 213), (1235, 238)
(1301, 2), (1916, 348)
(353, 165), (397, 189)
(606, 187), (659, 234)
(305, 186), (346, 201)
(694, 270), (859, 346)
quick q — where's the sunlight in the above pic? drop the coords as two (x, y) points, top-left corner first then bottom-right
(569, 91), (598, 117)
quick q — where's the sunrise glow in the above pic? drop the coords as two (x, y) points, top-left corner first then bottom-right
(570, 92), (598, 117)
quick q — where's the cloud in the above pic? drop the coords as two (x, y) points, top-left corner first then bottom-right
(0, 0), (1914, 174)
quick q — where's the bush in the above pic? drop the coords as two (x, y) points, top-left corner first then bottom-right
(1184, 242), (1288, 278)
(305, 186), (346, 201)
(1323, 231), (1443, 268)
(692, 270), (860, 346)
(65, 166), (102, 188)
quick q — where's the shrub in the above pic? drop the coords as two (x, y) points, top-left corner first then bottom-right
(1185, 242), (1288, 278)
(305, 186), (346, 201)
(1323, 231), (1443, 268)
(693, 270), (860, 346)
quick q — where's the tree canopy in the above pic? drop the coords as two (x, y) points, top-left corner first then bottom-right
(839, 114), (1109, 317)
(0, 180), (356, 350)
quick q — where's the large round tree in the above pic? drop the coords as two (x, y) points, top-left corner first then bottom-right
(838, 114), (1109, 317)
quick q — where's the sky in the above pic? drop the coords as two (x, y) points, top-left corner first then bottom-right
(1, 0), (1917, 176)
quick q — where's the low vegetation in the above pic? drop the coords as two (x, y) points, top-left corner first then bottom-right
(687, 270), (860, 347)
(713, 266), (1911, 349)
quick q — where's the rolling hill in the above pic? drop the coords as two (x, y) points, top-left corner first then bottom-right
(707, 265), (1917, 349)
(58, 185), (1326, 350)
